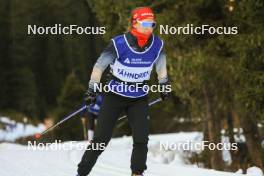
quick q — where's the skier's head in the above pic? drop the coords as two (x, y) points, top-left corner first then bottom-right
(130, 7), (156, 35)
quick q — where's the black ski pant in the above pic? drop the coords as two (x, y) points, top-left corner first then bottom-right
(77, 92), (150, 175)
(87, 112), (97, 130)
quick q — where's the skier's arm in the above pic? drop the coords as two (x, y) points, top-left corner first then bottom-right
(155, 50), (171, 100)
(89, 41), (117, 84)
(155, 50), (168, 84)
(85, 42), (116, 104)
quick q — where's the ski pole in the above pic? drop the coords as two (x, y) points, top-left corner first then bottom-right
(38, 105), (87, 137)
(35, 98), (162, 138)
(118, 97), (162, 121)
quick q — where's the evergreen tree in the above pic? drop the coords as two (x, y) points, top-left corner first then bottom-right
(54, 71), (85, 141)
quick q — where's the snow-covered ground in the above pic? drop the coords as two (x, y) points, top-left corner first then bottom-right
(0, 132), (262, 176)
(0, 116), (45, 141)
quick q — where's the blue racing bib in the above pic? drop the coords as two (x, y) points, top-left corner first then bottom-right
(109, 34), (163, 98)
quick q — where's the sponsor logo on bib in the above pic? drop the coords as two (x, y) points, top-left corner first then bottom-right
(117, 68), (150, 80)
(124, 58), (131, 64)
(123, 58), (152, 65)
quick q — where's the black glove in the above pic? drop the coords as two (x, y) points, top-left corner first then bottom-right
(84, 82), (97, 105)
(160, 81), (171, 101)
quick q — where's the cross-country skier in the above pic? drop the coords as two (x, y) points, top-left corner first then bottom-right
(86, 94), (103, 140)
(76, 7), (171, 176)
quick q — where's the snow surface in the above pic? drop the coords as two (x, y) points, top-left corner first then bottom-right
(0, 116), (45, 141)
(246, 167), (264, 176)
(1, 132), (262, 176)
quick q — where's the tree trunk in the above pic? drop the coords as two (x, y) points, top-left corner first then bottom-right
(203, 107), (211, 168)
(226, 110), (239, 170)
(203, 85), (223, 170)
(240, 114), (263, 170)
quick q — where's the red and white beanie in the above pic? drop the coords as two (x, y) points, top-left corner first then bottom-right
(131, 7), (155, 25)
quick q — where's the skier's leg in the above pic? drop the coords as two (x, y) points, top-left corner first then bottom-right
(127, 96), (149, 174)
(87, 112), (95, 130)
(87, 112), (95, 140)
(87, 129), (94, 141)
(77, 93), (123, 176)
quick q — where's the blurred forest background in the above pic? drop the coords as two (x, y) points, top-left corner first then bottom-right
(0, 0), (263, 172)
